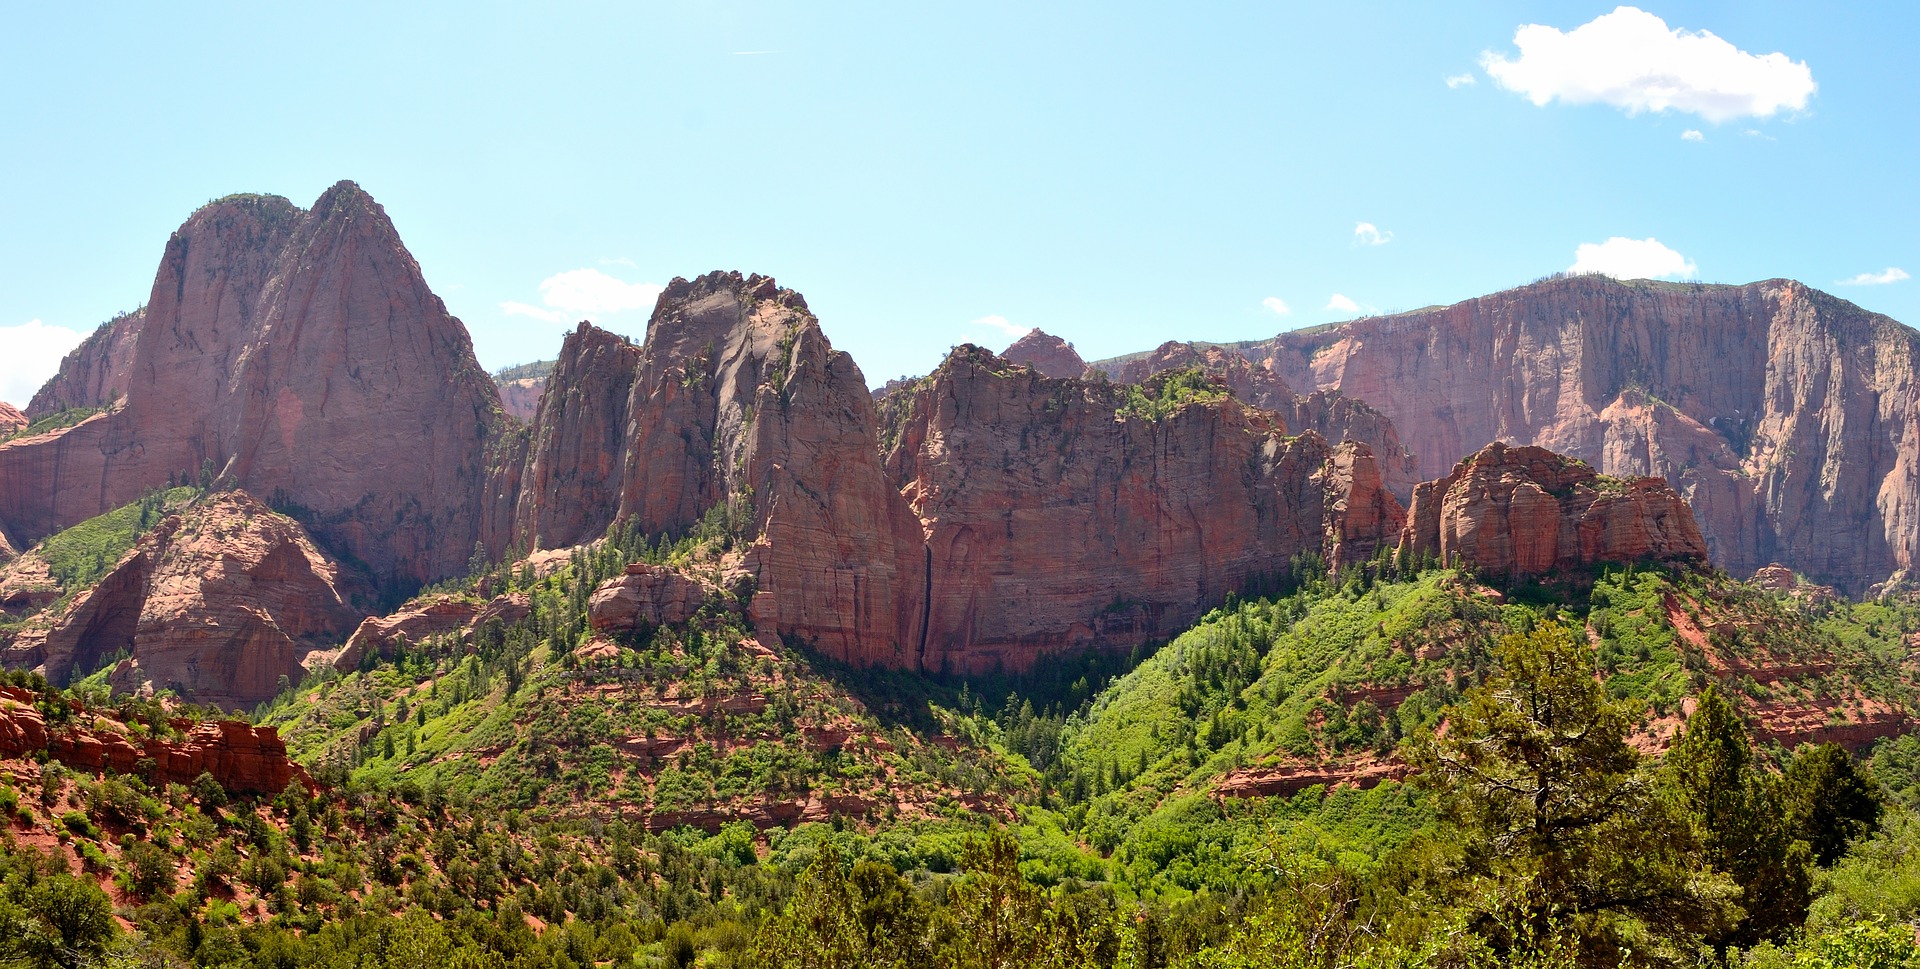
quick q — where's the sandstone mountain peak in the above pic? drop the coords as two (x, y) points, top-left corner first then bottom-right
(1002, 328), (1087, 378)
(0, 182), (503, 586)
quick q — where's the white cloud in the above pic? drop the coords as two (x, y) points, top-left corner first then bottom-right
(0, 319), (86, 407)
(1353, 222), (1394, 246)
(1483, 6), (1815, 123)
(1569, 237), (1698, 280)
(1445, 73), (1477, 89)
(500, 301), (568, 324)
(1681, 128), (1705, 142)
(1837, 267), (1910, 286)
(971, 314), (1032, 340)
(1261, 297), (1291, 316)
(500, 267), (664, 325)
(1326, 294), (1363, 314)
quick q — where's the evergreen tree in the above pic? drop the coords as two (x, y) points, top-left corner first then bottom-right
(1660, 684), (1812, 948)
(1783, 742), (1886, 867)
(1409, 621), (1712, 950)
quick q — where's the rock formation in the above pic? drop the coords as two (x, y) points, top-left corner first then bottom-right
(1001, 329), (1087, 378)
(589, 563), (727, 633)
(333, 591), (529, 671)
(0, 685), (311, 794)
(1244, 275), (1920, 594)
(0, 183), (503, 585)
(26, 308), (143, 419)
(1398, 442), (1708, 578)
(2, 491), (363, 708)
(489, 272), (930, 666)
(879, 345), (1404, 674)
(1100, 341), (1421, 500)
(504, 323), (642, 551)
(0, 402), (24, 434)
(497, 373), (548, 422)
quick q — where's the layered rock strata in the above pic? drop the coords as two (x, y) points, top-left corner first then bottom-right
(0, 685), (311, 794)
(1398, 442), (1708, 578)
(1246, 275), (1920, 593)
(1, 491), (362, 707)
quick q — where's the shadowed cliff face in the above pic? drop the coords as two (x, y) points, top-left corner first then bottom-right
(0, 491), (363, 708)
(0, 183), (504, 585)
(1246, 275), (1920, 594)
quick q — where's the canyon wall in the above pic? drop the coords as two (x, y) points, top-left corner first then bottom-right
(1246, 276), (1920, 594)
(0, 183), (504, 585)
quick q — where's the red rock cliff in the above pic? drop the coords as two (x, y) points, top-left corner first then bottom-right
(0, 183), (504, 584)
(1247, 276), (1920, 594)
(26, 308), (143, 419)
(2, 491), (363, 708)
(1002, 329), (1088, 378)
(493, 273), (929, 666)
(1397, 441), (1708, 578)
(1102, 341), (1421, 501)
(0, 686), (312, 795)
(880, 346), (1404, 674)
(0, 402), (25, 435)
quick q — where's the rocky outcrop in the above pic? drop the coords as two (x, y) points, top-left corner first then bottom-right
(2, 491), (363, 708)
(1002, 329), (1087, 378)
(1398, 442), (1707, 578)
(0, 686), (311, 794)
(1245, 275), (1920, 594)
(332, 591), (530, 671)
(504, 323), (642, 551)
(0, 183), (503, 585)
(1751, 564), (1840, 607)
(588, 563), (726, 632)
(1102, 341), (1421, 500)
(498, 377), (546, 422)
(879, 345), (1404, 674)
(26, 309), (143, 419)
(0, 402), (24, 434)
(491, 272), (929, 666)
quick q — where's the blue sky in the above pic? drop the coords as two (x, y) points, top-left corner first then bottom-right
(1, 2), (1913, 402)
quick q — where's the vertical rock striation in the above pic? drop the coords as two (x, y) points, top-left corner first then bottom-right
(1244, 275), (1920, 594)
(1398, 442), (1708, 578)
(0, 183), (503, 585)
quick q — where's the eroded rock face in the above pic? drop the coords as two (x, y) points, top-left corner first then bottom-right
(26, 309), (143, 419)
(0, 402), (24, 434)
(1398, 442), (1707, 578)
(492, 273), (929, 666)
(1102, 341), (1421, 500)
(1001, 329), (1088, 378)
(1246, 276), (1920, 594)
(2, 491), (363, 708)
(332, 591), (530, 671)
(497, 376), (546, 422)
(879, 345), (1404, 674)
(505, 323), (642, 551)
(0, 183), (503, 585)
(0, 686), (311, 794)
(588, 563), (726, 632)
